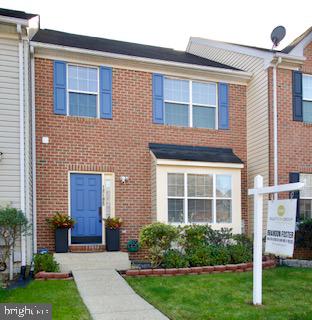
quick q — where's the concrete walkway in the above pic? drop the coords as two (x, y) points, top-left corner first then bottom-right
(54, 253), (168, 320)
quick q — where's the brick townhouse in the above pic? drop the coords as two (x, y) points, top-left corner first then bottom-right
(30, 29), (251, 253)
(188, 27), (312, 234)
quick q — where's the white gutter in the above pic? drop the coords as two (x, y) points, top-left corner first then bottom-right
(17, 24), (26, 267)
(273, 56), (282, 199)
(0, 16), (29, 27)
(30, 45), (37, 254)
(30, 41), (252, 80)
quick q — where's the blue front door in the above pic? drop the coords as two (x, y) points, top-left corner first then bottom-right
(70, 173), (102, 244)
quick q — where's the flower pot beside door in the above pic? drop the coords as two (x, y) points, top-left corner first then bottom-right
(47, 213), (75, 253)
(104, 217), (122, 251)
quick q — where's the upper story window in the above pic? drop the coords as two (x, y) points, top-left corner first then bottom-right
(167, 172), (232, 224)
(164, 78), (217, 129)
(303, 74), (312, 123)
(68, 65), (99, 118)
(300, 173), (312, 220)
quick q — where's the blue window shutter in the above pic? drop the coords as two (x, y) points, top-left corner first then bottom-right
(53, 61), (67, 115)
(293, 71), (303, 121)
(152, 74), (164, 124)
(289, 172), (300, 221)
(100, 66), (112, 119)
(218, 83), (229, 129)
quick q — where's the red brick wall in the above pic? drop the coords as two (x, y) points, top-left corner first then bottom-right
(35, 58), (248, 255)
(268, 42), (312, 200)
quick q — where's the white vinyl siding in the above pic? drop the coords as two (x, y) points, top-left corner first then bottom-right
(0, 37), (20, 209)
(188, 42), (269, 234)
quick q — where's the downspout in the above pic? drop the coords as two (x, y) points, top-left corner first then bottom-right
(30, 45), (37, 254)
(273, 56), (282, 199)
(17, 24), (26, 270)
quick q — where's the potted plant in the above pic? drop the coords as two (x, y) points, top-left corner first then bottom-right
(47, 213), (75, 253)
(105, 216), (122, 251)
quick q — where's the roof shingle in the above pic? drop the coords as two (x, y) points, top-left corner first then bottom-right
(32, 29), (241, 70)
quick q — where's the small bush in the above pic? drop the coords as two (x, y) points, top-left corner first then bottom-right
(187, 246), (214, 267)
(163, 249), (189, 268)
(34, 253), (60, 274)
(179, 225), (208, 251)
(139, 222), (178, 267)
(228, 244), (252, 264)
(295, 219), (312, 249)
(206, 228), (233, 246)
(210, 245), (231, 265)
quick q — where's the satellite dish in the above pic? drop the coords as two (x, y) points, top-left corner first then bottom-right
(271, 26), (286, 48)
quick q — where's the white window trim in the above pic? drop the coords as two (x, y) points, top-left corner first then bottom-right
(167, 172), (232, 225)
(303, 74), (312, 102)
(163, 77), (218, 129)
(66, 63), (100, 118)
(300, 173), (312, 219)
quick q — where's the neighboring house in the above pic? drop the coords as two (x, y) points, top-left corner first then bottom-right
(187, 27), (312, 234)
(0, 9), (39, 272)
(30, 29), (251, 254)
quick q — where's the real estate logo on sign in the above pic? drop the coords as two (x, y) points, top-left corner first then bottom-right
(265, 199), (297, 257)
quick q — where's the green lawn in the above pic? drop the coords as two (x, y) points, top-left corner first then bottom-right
(0, 280), (91, 320)
(127, 267), (312, 320)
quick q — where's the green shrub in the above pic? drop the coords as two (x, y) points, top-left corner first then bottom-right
(0, 207), (30, 273)
(179, 225), (208, 251)
(295, 219), (312, 249)
(33, 253), (60, 274)
(187, 246), (214, 266)
(163, 249), (189, 268)
(210, 245), (231, 265)
(206, 227), (233, 246)
(233, 234), (253, 250)
(228, 244), (252, 264)
(139, 222), (178, 267)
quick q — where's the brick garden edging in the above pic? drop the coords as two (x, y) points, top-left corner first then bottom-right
(35, 272), (72, 280)
(125, 259), (276, 277)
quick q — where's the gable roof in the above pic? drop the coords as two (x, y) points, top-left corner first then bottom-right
(281, 26), (312, 54)
(149, 143), (243, 164)
(32, 29), (240, 71)
(0, 8), (37, 20)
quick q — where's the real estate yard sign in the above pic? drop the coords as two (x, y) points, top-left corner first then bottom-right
(265, 199), (297, 257)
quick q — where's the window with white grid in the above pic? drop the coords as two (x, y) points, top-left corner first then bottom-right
(67, 64), (99, 118)
(164, 78), (217, 129)
(167, 173), (232, 224)
(300, 173), (312, 220)
(303, 74), (312, 123)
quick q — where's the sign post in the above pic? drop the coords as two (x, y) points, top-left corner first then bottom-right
(248, 175), (304, 305)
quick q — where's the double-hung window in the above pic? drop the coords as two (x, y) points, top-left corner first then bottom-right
(303, 74), (312, 123)
(167, 173), (232, 224)
(68, 64), (99, 118)
(300, 173), (312, 220)
(164, 78), (217, 129)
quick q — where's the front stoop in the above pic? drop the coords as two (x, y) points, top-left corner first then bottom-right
(54, 252), (131, 273)
(69, 244), (105, 253)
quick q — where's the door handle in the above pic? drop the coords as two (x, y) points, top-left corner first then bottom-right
(99, 207), (102, 223)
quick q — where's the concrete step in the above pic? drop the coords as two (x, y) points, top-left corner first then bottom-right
(54, 252), (131, 272)
(69, 244), (105, 253)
